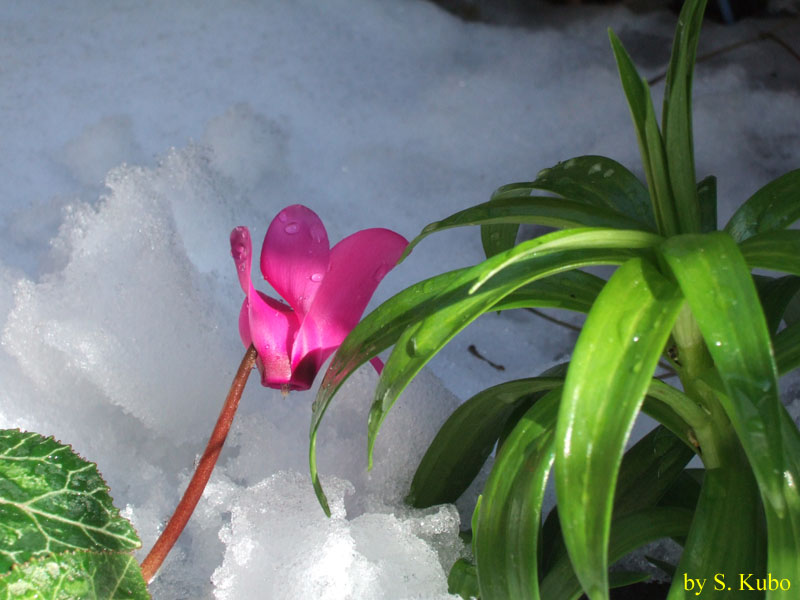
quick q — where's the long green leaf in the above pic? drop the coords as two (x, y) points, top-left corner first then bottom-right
(666, 447), (764, 600)
(609, 30), (678, 237)
(753, 275), (800, 334)
(555, 257), (683, 600)
(539, 507), (693, 600)
(660, 232), (800, 592)
(311, 228), (659, 514)
(475, 388), (561, 600)
(407, 377), (563, 508)
(660, 0), (708, 233)
(495, 155), (655, 228)
(402, 196), (650, 258)
(490, 270), (605, 313)
(481, 221), (519, 259)
(696, 175), (717, 233)
(612, 426), (695, 518)
(369, 232), (663, 469)
(740, 229), (800, 276)
(725, 168), (800, 242)
(775, 319), (800, 375)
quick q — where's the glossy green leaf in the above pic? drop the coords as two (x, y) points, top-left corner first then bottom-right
(753, 275), (800, 334)
(696, 176), (717, 233)
(497, 155), (655, 228)
(0, 551), (149, 600)
(612, 426), (694, 518)
(666, 454), (764, 600)
(402, 196), (650, 258)
(0, 430), (140, 573)
(555, 258), (683, 600)
(311, 228), (659, 513)
(725, 168), (800, 242)
(370, 231), (663, 469)
(660, 232), (800, 587)
(475, 388), (560, 600)
(660, 0), (707, 233)
(740, 229), (800, 276)
(539, 507), (693, 600)
(775, 320), (800, 375)
(490, 270), (605, 313)
(448, 559), (479, 600)
(481, 221), (519, 259)
(609, 30), (678, 237)
(408, 377), (563, 508)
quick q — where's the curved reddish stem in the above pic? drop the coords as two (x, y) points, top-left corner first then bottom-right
(140, 344), (257, 583)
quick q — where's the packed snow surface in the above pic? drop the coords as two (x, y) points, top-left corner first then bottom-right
(1, 1), (798, 598)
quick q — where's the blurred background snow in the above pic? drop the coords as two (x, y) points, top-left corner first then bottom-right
(0, 1), (798, 598)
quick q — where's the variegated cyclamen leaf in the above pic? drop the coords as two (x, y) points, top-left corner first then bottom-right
(0, 550), (149, 600)
(0, 430), (140, 573)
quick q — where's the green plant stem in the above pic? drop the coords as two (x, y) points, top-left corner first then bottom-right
(670, 304), (733, 468)
(140, 344), (257, 583)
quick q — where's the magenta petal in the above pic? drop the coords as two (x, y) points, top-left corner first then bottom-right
(240, 291), (299, 388)
(261, 205), (330, 319)
(230, 226), (254, 296)
(291, 228), (408, 372)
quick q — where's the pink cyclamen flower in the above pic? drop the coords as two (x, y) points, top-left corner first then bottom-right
(230, 204), (408, 392)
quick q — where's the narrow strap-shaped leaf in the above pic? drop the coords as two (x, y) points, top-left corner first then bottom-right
(495, 155), (655, 229)
(481, 221), (519, 259)
(660, 233), (786, 506)
(475, 388), (561, 600)
(753, 274), (800, 334)
(660, 0), (708, 234)
(666, 449), (764, 600)
(539, 507), (693, 600)
(407, 377), (563, 508)
(402, 196), (650, 258)
(447, 558), (479, 600)
(311, 228), (658, 514)
(490, 270), (605, 313)
(725, 168), (800, 242)
(660, 232), (800, 590)
(369, 232), (662, 470)
(555, 257), (683, 600)
(775, 319), (800, 375)
(696, 176), (717, 233)
(612, 426), (695, 518)
(740, 229), (800, 276)
(609, 31), (678, 237)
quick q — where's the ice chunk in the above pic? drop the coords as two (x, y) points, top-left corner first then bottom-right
(212, 470), (460, 600)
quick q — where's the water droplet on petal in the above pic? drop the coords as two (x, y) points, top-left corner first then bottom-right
(310, 225), (325, 243)
(373, 264), (389, 281)
(284, 222), (299, 234)
(310, 273), (323, 282)
(278, 211), (288, 222)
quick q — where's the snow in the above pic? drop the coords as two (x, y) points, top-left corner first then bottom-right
(1, 0), (798, 598)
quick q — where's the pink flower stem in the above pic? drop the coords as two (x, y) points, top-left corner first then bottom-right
(140, 344), (257, 583)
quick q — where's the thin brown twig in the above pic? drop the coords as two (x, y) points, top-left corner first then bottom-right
(140, 344), (257, 583)
(525, 307), (583, 332)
